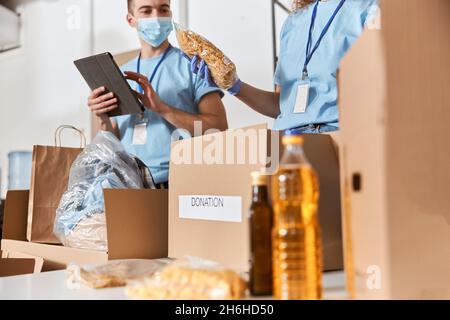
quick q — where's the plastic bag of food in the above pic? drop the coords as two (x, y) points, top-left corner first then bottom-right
(67, 259), (173, 289)
(54, 131), (155, 251)
(175, 23), (238, 90)
(64, 212), (107, 251)
(126, 256), (247, 300)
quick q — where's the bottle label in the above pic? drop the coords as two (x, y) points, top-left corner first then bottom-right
(179, 195), (242, 223)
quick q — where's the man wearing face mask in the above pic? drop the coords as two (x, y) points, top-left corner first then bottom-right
(87, 0), (227, 188)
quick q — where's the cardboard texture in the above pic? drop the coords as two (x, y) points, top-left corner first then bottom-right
(339, 0), (450, 299)
(113, 49), (140, 67)
(169, 124), (343, 272)
(0, 259), (36, 277)
(1, 239), (108, 271)
(27, 145), (83, 244)
(2, 190), (29, 241)
(104, 189), (168, 260)
(1, 252), (44, 274)
(2, 189), (168, 271)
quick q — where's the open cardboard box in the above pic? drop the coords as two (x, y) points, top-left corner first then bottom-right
(1, 189), (168, 271)
(169, 124), (343, 273)
(0, 256), (43, 277)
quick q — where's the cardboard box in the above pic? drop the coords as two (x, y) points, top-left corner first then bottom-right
(169, 124), (343, 272)
(1, 189), (168, 271)
(1, 251), (44, 274)
(0, 256), (43, 277)
(0, 259), (37, 277)
(339, 0), (450, 299)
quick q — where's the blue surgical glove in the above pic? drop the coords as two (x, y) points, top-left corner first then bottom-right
(182, 53), (242, 96)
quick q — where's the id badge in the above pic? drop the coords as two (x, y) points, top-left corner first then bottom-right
(293, 79), (310, 114)
(132, 116), (148, 145)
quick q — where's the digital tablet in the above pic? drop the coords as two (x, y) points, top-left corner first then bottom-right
(74, 52), (144, 117)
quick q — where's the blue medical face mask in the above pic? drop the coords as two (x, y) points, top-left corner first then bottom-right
(137, 17), (173, 47)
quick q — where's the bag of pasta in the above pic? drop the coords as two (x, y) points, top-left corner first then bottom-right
(175, 23), (238, 90)
(67, 259), (173, 289)
(126, 256), (247, 300)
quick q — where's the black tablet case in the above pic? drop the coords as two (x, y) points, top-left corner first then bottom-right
(74, 52), (144, 117)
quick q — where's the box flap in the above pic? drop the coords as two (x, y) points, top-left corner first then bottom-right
(0, 258), (36, 277)
(2, 191), (29, 241)
(113, 49), (140, 67)
(1, 251), (44, 273)
(104, 189), (168, 260)
(1, 239), (108, 271)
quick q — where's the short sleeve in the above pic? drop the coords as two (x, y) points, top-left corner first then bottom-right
(274, 15), (292, 86)
(361, 0), (380, 27)
(342, 0), (380, 51)
(193, 75), (224, 105)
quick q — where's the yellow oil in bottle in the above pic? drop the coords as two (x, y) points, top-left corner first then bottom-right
(271, 133), (323, 300)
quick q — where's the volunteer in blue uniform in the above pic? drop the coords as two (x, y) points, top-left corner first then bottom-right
(189, 0), (379, 133)
(87, 0), (227, 188)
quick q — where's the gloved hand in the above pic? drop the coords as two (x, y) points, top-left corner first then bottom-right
(182, 53), (242, 96)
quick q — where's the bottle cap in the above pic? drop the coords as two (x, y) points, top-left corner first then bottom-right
(282, 132), (304, 146)
(251, 171), (269, 186)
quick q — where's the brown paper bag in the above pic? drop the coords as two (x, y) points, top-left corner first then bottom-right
(27, 126), (86, 244)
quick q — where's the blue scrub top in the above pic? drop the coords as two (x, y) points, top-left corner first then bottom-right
(274, 0), (379, 130)
(114, 46), (222, 184)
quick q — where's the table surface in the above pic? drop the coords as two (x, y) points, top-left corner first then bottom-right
(0, 270), (347, 300)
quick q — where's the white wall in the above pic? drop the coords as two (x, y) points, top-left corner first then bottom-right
(187, 0), (276, 129)
(92, 0), (185, 55)
(92, 0), (139, 55)
(0, 0), (93, 198)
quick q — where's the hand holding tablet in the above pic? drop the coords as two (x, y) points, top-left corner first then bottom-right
(75, 52), (145, 117)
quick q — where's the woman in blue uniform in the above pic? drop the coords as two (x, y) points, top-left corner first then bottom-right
(189, 0), (379, 133)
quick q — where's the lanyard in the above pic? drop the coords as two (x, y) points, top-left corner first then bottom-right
(302, 0), (346, 80)
(136, 44), (172, 94)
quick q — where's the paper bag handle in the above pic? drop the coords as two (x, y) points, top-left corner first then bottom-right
(54, 125), (87, 148)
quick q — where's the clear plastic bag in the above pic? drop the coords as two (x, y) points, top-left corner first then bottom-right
(67, 259), (173, 289)
(65, 213), (108, 252)
(175, 23), (238, 90)
(54, 131), (154, 251)
(126, 256), (248, 300)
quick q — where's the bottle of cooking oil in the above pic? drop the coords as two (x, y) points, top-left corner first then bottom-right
(271, 130), (323, 300)
(249, 171), (273, 296)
